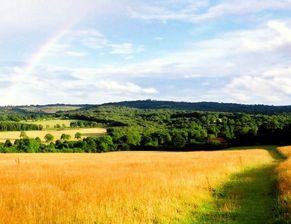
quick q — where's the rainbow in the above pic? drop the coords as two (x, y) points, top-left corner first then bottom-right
(3, 28), (69, 105)
(20, 28), (68, 77)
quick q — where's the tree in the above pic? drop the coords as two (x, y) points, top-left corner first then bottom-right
(20, 131), (28, 139)
(55, 124), (61, 129)
(4, 139), (12, 147)
(35, 137), (42, 143)
(44, 134), (54, 143)
(95, 136), (115, 152)
(75, 132), (82, 139)
(61, 134), (71, 141)
(14, 138), (40, 153)
(171, 131), (187, 148)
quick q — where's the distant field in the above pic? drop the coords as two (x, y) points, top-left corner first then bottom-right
(24, 119), (78, 129)
(0, 149), (273, 223)
(20, 106), (82, 113)
(0, 128), (107, 143)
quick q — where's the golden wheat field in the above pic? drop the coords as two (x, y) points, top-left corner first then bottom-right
(24, 119), (78, 129)
(277, 146), (291, 220)
(0, 149), (273, 224)
(0, 128), (107, 143)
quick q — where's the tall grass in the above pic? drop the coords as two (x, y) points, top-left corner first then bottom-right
(0, 150), (272, 223)
(277, 146), (291, 221)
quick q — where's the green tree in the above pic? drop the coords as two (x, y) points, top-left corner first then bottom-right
(75, 132), (82, 139)
(61, 134), (71, 141)
(20, 131), (28, 139)
(44, 134), (54, 143)
(171, 131), (187, 148)
(4, 139), (12, 147)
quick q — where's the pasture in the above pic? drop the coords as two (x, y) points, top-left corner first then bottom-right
(0, 149), (274, 224)
(0, 128), (107, 143)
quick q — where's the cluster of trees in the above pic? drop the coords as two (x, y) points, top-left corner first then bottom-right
(43, 133), (82, 143)
(70, 120), (100, 128)
(0, 110), (50, 121)
(0, 135), (115, 153)
(64, 107), (291, 150)
(0, 121), (42, 131)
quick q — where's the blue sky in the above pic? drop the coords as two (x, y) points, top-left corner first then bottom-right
(0, 0), (291, 105)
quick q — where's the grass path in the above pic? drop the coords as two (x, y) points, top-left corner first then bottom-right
(191, 146), (286, 224)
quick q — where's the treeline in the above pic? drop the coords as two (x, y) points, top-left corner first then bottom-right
(101, 100), (291, 114)
(1, 106), (291, 153)
(64, 107), (291, 149)
(70, 120), (102, 128)
(0, 111), (50, 121)
(0, 136), (115, 153)
(2, 119), (291, 153)
(0, 121), (42, 131)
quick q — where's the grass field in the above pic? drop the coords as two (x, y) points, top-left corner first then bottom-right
(0, 128), (107, 143)
(0, 149), (274, 224)
(277, 146), (291, 221)
(24, 119), (78, 129)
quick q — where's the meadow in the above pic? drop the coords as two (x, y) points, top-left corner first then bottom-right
(0, 149), (274, 224)
(0, 127), (107, 143)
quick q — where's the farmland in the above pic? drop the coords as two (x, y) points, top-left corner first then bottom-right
(23, 119), (78, 129)
(0, 148), (275, 224)
(0, 128), (107, 143)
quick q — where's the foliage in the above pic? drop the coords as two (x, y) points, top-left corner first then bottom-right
(44, 134), (54, 143)
(1, 105), (291, 152)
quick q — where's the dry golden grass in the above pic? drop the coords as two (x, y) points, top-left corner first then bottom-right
(24, 119), (78, 129)
(277, 146), (291, 220)
(0, 149), (273, 224)
(0, 128), (107, 143)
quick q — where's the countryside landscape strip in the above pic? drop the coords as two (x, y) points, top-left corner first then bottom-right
(0, 105), (290, 223)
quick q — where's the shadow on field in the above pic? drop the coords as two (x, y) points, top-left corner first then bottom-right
(190, 146), (288, 224)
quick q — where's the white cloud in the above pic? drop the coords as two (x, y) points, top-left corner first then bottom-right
(77, 30), (109, 49)
(65, 51), (86, 57)
(99, 81), (158, 94)
(128, 0), (291, 23)
(110, 43), (144, 55)
(0, 0), (128, 32)
(57, 29), (144, 57)
(63, 20), (291, 80)
(0, 64), (158, 105)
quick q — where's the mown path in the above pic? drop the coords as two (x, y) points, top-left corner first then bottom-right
(192, 146), (286, 224)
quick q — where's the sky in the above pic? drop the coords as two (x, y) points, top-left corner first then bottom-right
(0, 0), (291, 106)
